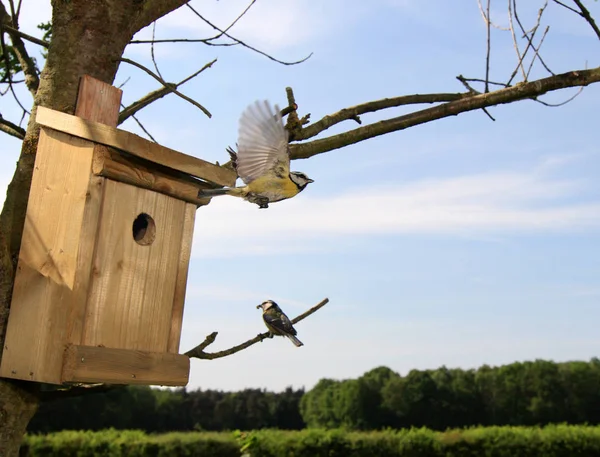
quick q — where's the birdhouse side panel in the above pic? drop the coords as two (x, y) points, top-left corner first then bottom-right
(0, 128), (98, 384)
(81, 180), (189, 353)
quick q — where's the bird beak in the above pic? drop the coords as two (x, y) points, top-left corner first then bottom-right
(307, 178), (315, 183)
(256, 304), (263, 309)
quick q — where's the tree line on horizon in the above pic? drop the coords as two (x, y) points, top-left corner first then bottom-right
(29, 358), (600, 433)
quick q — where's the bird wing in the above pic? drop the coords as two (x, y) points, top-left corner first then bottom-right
(235, 100), (289, 184)
(263, 310), (297, 336)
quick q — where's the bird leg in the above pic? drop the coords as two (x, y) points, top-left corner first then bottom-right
(246, 193), (270, 209)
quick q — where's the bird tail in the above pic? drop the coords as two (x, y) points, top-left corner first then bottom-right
(286, 334), (304, 347)
(197, 188), (232, 198)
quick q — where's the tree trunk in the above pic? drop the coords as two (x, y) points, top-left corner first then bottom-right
(0, 0), (189, 453)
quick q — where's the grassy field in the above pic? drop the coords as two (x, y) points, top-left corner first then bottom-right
(21, 425), (600, 456)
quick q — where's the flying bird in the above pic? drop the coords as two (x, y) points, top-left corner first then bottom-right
(257, 300), (303, 347)
(198, 100), (314, 209)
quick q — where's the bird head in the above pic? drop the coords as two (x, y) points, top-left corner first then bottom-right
(257, 300), (278, 311)
(289, 172), (314, 191)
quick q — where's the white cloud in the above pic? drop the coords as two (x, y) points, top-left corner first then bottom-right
(191, 168), (600, 258)
(153, 0), (361, 52)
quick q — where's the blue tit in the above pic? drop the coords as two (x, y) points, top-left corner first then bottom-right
(257, 300), (304, 347)
(198, 100), (314, 209)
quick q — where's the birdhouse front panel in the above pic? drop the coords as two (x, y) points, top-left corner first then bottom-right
(81, 179), (196, 354)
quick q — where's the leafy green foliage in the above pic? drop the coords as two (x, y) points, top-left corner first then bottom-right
(29, 386), (306, 433)
(21, 426), (600, 457)
(29, 358), (600, 434)
(37, 22), (52, 58)
(0, 43), (23, 82)
(301, 358), (600, 430)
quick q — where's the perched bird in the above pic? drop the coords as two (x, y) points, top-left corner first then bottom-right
(198, 100), (314, 209)
(257, 300), (303, 347)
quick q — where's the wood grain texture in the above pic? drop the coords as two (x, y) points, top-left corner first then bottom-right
(75, 75), (123, 125)
(93, 145), (211, 206)
(18, 128), (95, 289)
(62, 345), (189, 386)
(67, 77), (123, 346)
(0, 128), (96, 384)
(36, 106), (236, 187)
(167, 202), (196, 353)
(82, 179), (188, 353)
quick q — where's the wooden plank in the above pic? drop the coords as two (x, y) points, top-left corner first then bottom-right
(81, 180), (188, 352)
(93, 145), (211, 206)
(36, 106), (237, 187)
(167, 202), (196, 353)
(0, 128), (96, 384)
(62, 345), (189, 386)
(18, 128), (95, 289)
(75, 75), (123, 125)
(67, 76), (122, 346)
(65, 175), (105, 345)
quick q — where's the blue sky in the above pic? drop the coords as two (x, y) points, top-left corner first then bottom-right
(2, 0), (600, 391)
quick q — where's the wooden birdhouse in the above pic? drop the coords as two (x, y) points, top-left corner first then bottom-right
(0, 76), (236, 386)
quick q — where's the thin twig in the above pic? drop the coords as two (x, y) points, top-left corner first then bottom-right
(572, 0), (600, 41)
(485, 0), (491, 92)
(130, 38), (237, 46)
(511, 0), (554, 78)
(476, 0), (509, 30)
(120, 102), (159, 142)
(118, 59), (217, 124)
(508, 0), (527, 81)
(535, 85), (585, 106)
(526, 26), (551, 79)
(150, 21), (163, 80)
(552, 0), (580, 15)
(118, 57), (212, 117)
(185, 298), (329, 360)
(457, 75), (510, 88)
(185, 3), (312, 66)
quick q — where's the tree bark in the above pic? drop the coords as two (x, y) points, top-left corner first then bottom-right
(0, 1), (188, 454)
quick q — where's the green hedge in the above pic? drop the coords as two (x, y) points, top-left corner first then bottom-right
(21, 425), (600, 457)
(21, 429), (239, 457)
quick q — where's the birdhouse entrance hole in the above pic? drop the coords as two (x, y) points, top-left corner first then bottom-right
(133, 213), (156, 245)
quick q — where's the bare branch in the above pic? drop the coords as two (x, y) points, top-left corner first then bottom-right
(289, 67), (600, 160)
(291, 92), (472, 142)
(185, 3), (312, 66)
(0, 113), (25, 139)
(150, 21), (163, 80)
(476, 0), (510, 30)
(0, 23), (48, 47)
(552, 0), (580, 15)
(0, 2), (40, 95)
(130, 38), (237, 47)
(118, 59), (217, 124)
(535, 85), (585, 106)
(508, 0), (554, 85)
(508, 0), (527, 81)
(185, 298), (329, 360)
(485, 0), (491, 92)
(134, 0), (190, 31)
(118, 57), (212, 118)
(39, 384), (124, 402)
(572, 0), (600, 41)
